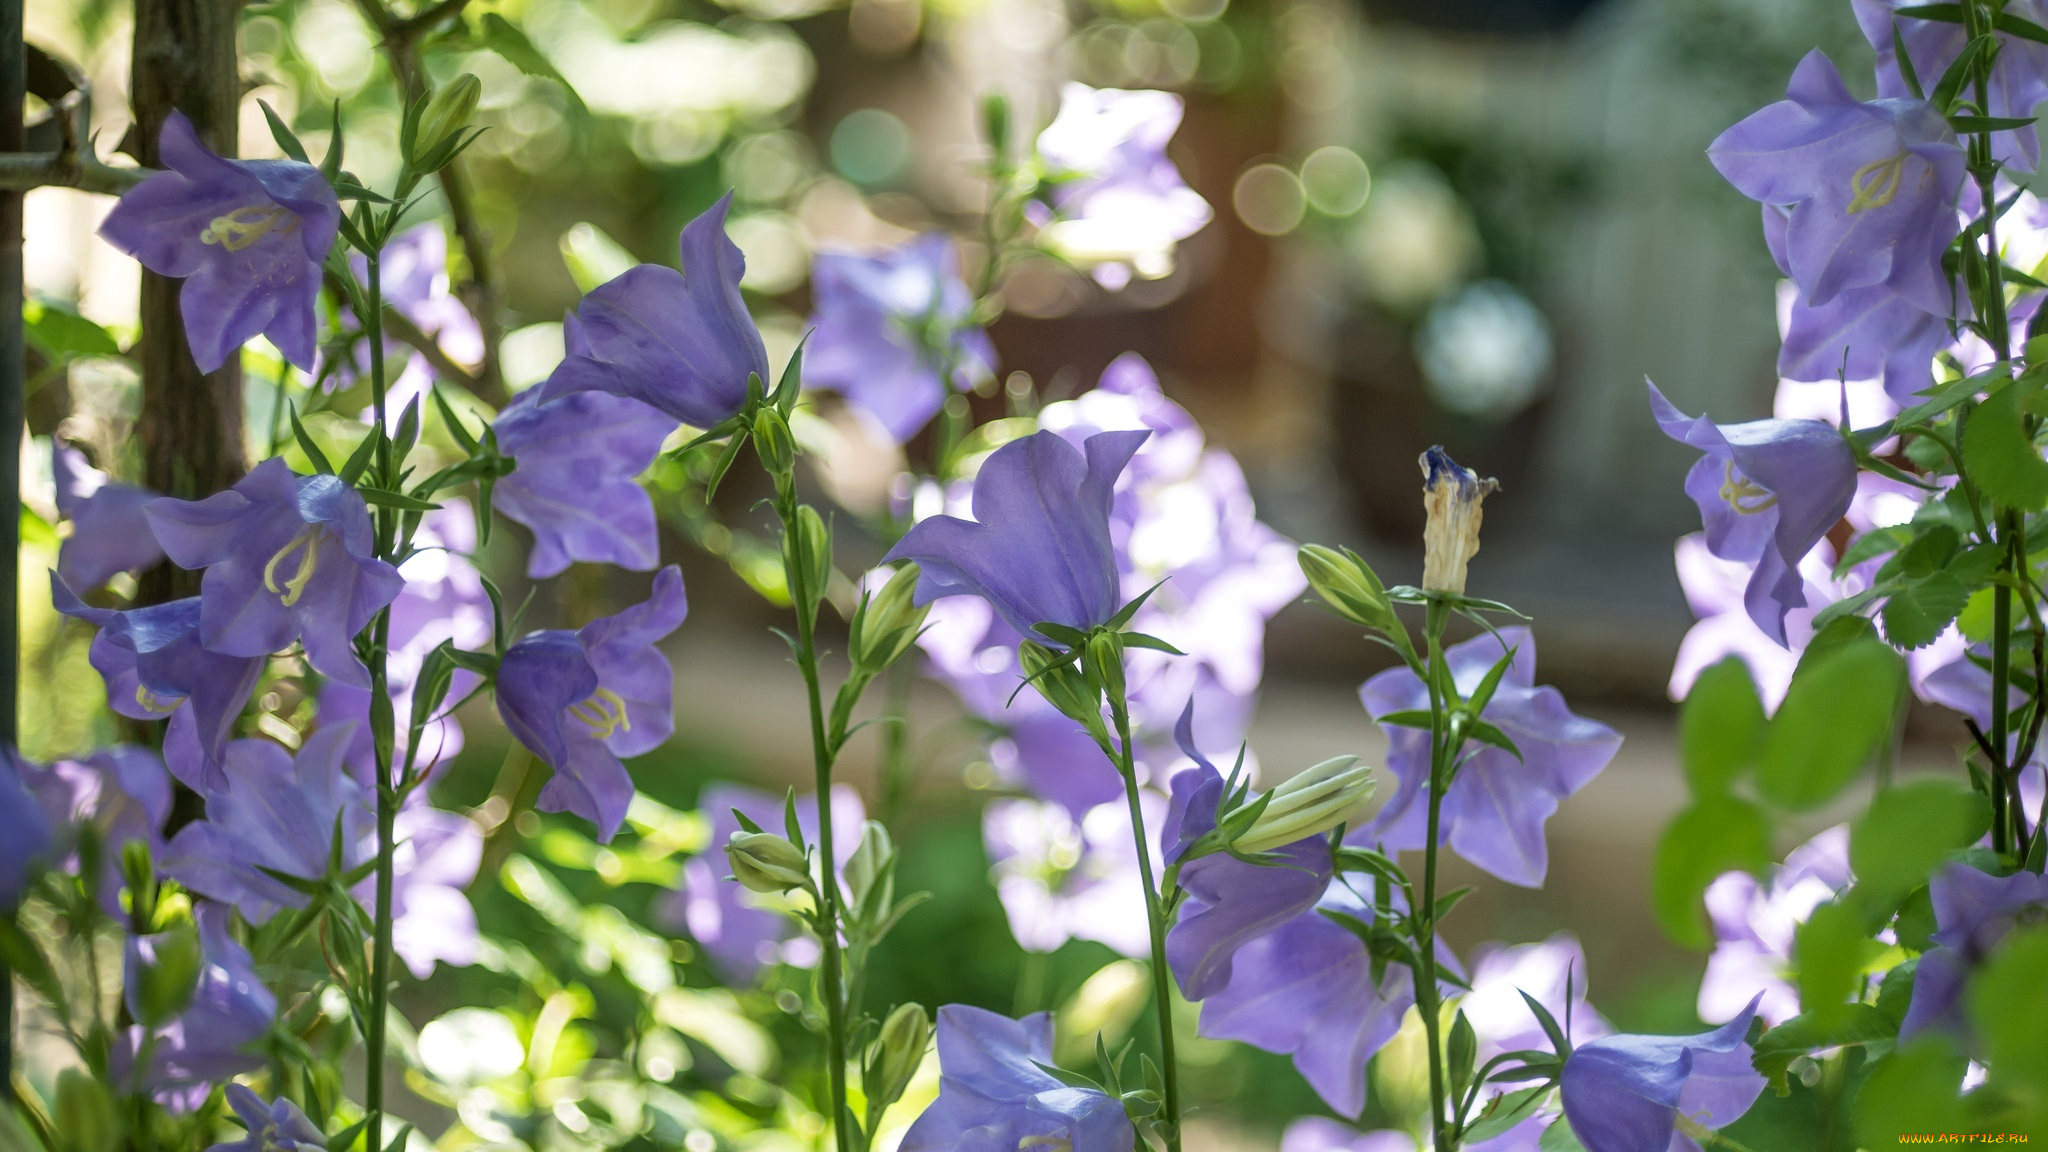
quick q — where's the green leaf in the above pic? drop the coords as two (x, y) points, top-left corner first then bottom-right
(1852, 1036), (1970, 1141)
(1462, 1085), (1549, 1144)
(355, 486), (440, 512)
(559, 221), (637, 294)
(258, 98), (310, 163)
(1679, 658), (1766, 795)
(1753, 1003), (1897, 1091)
(1652, 795), (1772, 949)
(1880, 569), (1968, 649)
(1851, 779), (1990, 908)
(1893, 3), (1965, 20)
(1962, 382), (2048, 510)
(1794, 900), (1883, 1025)
(1834, 524), (1913, 577)
(475, 13), (587, 112)
(336, 426), (380, 486)
(1996, 10), (2048, 46)
(1968, 926), (2048, 1101)
(23, 298), (119, 360)
(1756, 636), (1904, 811)
(1538, 1118), (1588, 1152)
(289, 402), (335, 474)
(1947, 114), (2039, 132)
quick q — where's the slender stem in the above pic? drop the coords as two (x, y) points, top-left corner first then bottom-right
(878, 663), (915, 826)
(362, 248), (402, 1152)
(1108, 702), (1182, 1152)
(1415, 602), (1454, 1152)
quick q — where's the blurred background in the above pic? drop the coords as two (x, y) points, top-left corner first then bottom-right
(16, 0), (1931, 1146)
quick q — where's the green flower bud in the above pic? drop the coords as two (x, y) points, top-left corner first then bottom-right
(131, 918), (204, 1027)
(1082, 629), (1126, 705)
(1299, 544), (1395, 631)
(753, 406), (797, 479)
(845, 820), (895, 918)
(1234, 756), (1376, 854)
(867, 1001), (933, 1112)
(783, 504), (833, 622)
(726, 831), (814, 895)
(851, 566), (929, 671)
(1019, 641), (1104, 733)
(410, 73), (483, 171)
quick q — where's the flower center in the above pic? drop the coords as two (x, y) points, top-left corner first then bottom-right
(1719, 461), (1779, 515)
(199, 204), (300, 252)
(134, 685), (183, 715)
(262, 529), (322, 607)
(568, 687), (631, 740)
(1845, 152), (1907, 215)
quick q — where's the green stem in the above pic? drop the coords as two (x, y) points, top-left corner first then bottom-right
(1109, 701), (1182, 1152)
(878, 663), (915, 827)
(1416, 600), (1455, 1152)
(362, 248), (401, 1152)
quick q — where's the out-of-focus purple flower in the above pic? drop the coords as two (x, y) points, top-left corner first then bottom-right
(806, 233), (996, 442)
(537, 193), (768, 428)
(1463, 932), (1612, 1060)
(1034, 84), (1213, 288)
(143, 457), (403, 687)
(1281, 1119), (1418, 1152)
(886, 428), (1148, 639)
(1900, 863), (2048, 1040)
(983, 795), (1153, 958)
(898, 1004), (1136, 1152)
(53, 444), (167, 592)
(158, 729), (479, 977)
(1162, 705), (1333, 1001)
(1764, 207), (1949, 407)
(1709, 51), (1964, 314)
(656, 781), (863, 982)
(492, 389), (672, 579)
(114, 904), (276, 1110)
(1701, 826), (1850, 1027)
(206, 1084), (326, 1152)
(1669, 534), (1861, 712)
(340, 223), (485, 412)
(1649, 381), (1857, 645)
(1559, 996), (1767, 1152)
(2, 751), (53, 909)
(1360, 627), (1621, 889)
(26, 746), (172, 914)
(51, 581), (264, 793)
(1856, 0), (2048, 171)
(97, 111), (338, 373)
(495, 566), (686, 841)
(1200, 887), (1448, 1117)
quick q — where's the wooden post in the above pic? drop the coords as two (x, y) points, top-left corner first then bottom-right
(1, 0), (25, 1094)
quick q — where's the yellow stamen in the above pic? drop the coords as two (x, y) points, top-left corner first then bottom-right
(1845, 153), (1907, 215)
(198, 204), (300, 252)
(134, 684), (183, 715)
(262, 530), (321, 607)
(1719, 461), (1779, 515)
(568, 687), (631, 740)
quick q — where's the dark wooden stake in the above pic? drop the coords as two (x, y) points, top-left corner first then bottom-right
(1, 0), (25, 1096)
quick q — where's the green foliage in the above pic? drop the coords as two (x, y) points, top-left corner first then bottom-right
(1854, 1036), (1970, 1141)
(1678, 658), (1766, 794)
(1967, 927), (2048, 1121)
(1850, 779), (1991, 909)
(1793, 899), (1883, 1026)
(1652, 795), (1772, 949)
(1756, 633), (1904, 810)
(1961, 382), (2048, 510)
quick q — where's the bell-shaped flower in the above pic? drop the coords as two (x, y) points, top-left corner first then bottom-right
(1763, 206), (1948, 406)
(1360, 627), (1622, 888)
(496, 566), (687, 841)
(1035, 84), (1213, 288)
(97, 111), (339, 372)
(1900, 862), (2048, 1040)
(1559, 996), (1767, 1152)
(143, 457), (404, 687)
(25, 746), (172, 914)
(492, 389), (672, 578)
(1648, 380), (1857, 645)
(983, 794), (1155, 959)
(536, 192), (769, 429)
(1856, 0), (2048, 171)
(1, 751), (53, 909)
(206, 1084), (326, 1152)
(1668, 535), (1865, 712)
(1701, 826), (1850, 1027)
(898, 1004), (1136, 1152)
(113, 903), (276, 1110)
(806, 233), (996, 442)
(1463, 933), (1612, 1060)
(1709, 51), (1964, 314)
(1282, 1119), (1421, 1152)
(53, 444), (166, 592)
(885, 428), (1149, 640)
(1162, 704), (1336, 1001)
(51, 581), (265, 793)
(655, 781), (863, 982)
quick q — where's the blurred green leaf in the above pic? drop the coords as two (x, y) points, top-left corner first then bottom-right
(1963, 383), (2048, 510)
(1968, 926), (2048, 1112)
(1679, 659), (1766, 795)
(1752, 1003), (1895, 1092)
(473, 14), (587, 113)
(1851, 779), (1990, 909)
(1652, 795), (1772, 949)
(24, 298), (120, 360)
(1853, 1036), (1970, 1141)
(1757, 636), (1903, 811)
(1794, 900), (1882, 1026)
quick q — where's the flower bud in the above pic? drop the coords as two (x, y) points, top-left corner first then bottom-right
(1420, 447), (1498, 596)
(753, 406), (797, 478)
(852, 565), (928, 671)
(1299, 544), (1396, 631)
(726, 831), (814, 895)
(125, 919), (204, 1027)
(1083, 629), (1126, 705)
(1020, 641), (1104, 732)
(784, 503), (832, 622)
(868, 1001), (933, 1111)
(411, 73), (482, 169)
(1234, 756), (1376, 854)
(845, 819), (895, 916)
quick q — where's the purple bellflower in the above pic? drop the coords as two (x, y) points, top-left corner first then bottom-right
(26, 746), (172, 914)
(1709, 50), (1965, 315)
(492, 389), (672, 579)
(496, 566), (687, 841)
(143, 456), (404, 687)
(1034, 84), (1214, 288)
(207, 1084), (327, 1152)
(1282, 1120), (1420, 1152)
(983, 795), (1154, 959)
(1360, 627), (1622, 889)
(1701, 826), (1850, 1026)
(114, 903), (276, 1110)
(98, 111), (339, 373)
(1856, 0), (2048, 171)
(898, 1004), (1136, 1152)
(51, 581), (264, 793)
(1669, 535), (1855, 712)
(53, 444), (167, 592)
(1648, 380), (1858, 645)
(2, 751), (53, 909)
(537, 192), (769, 429)
(1463, 933), (1612, 1061)
(1899, 862), (2048, 1041)
(1161, 704), (1333, 1001)
(806, 233), (997, 442)
(1764, 206), (1949, 406)
(340, 223), (484, 414)
(655, 781), (862, 981)
(885, 427), (1149, 640)
(1559, 996), (1767, 1152)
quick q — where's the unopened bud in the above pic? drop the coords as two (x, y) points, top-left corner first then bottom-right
(868, 1001), (933, 1111)
(1234, 756), (1376, 854)
(852, 566), (928, 670)
(126, 919), (204, 1027)
(783, 503), (832, 622)
(1020, 641), (1104, 732)
(1299, 544), (1395, 631)
(412, 73), (482, 169)
(1083, 630), (1126, 705)
(845, 820), (895, 916)
(726, 831), (814, 895)
(754, 407), (797, 478)
(1420, 447), (1498, 596)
